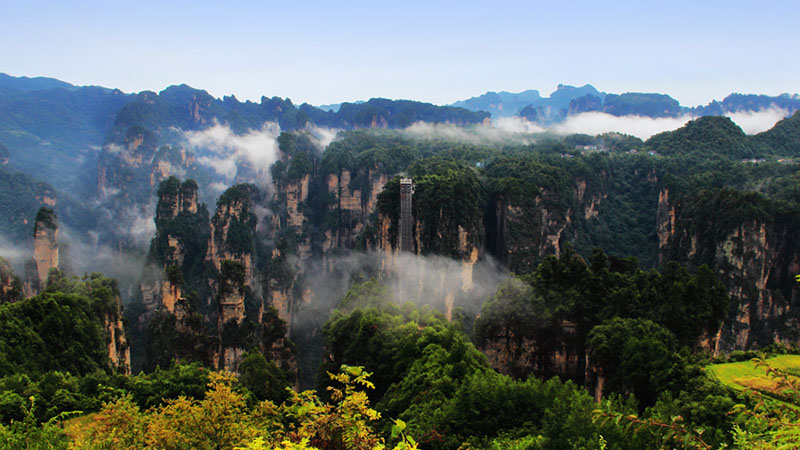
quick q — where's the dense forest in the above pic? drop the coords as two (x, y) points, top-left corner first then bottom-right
(2, 73), (800, 448)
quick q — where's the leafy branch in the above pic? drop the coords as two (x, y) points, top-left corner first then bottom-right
(592, 409), (712, 449)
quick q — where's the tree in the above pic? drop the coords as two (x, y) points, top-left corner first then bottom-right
(238, 352), (289, 404)
(588, 318), (683, 407)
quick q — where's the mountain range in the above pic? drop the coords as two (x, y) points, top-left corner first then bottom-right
(1, 71), (800, 436)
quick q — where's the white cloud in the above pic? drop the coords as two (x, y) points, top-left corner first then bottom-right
(0, 235), (30, 269)
(292, 250), (507, 328)
(128, 210), (157, 248)
(404, 120), (541, 145)
(725, 107), (790, 135)
(209, 182), (229, 193)
(104, 143), (125, 154)
(543, 109), (788, 140)
(197, 155), (237, 179)
(306, 125), (340, 150)
(493, 116), (546, 134)
(58, 226), (147, 290)
(401, 109), (789, 145)
(551, 112), (694, 140)
(184, 122), (282, 181)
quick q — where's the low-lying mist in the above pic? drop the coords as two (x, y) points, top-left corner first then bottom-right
(185, 122), (282, 187)
(289, 249), (508, 389)
(0, 235), (31, 271)
(59, 225), (148, 294)
(551, 108), (790, 139)
(402, 108), (790, 145)
(184, 122), (340, 195)
(292, 250), (508, 329)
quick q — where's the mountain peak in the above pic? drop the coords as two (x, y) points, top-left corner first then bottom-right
(0, 72), (74, 92)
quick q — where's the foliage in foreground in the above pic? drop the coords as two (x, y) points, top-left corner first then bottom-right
(593, 357), (800, 450)
(70, 365), (417, 450)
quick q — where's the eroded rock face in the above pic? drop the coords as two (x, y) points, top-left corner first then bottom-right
(656, 187), (676, 264)
(157, 178), (199, 222)
(141, 178), (202, 318)
(33, 208), (58, 289)
(479, 323), (581, 381)
(206, 184), (299, 375)
(714, 221), (799, 351)
(207, 195), (255, 285)
(105, 309), (131, 374)
(217, 260), (247, 372)
(141, 179), (297, 375)
(218, 267), (246, 326)
(286, 174), (309, 228)
(660, 191), (800, 352)
(323, 169), (389, 250)
(493, 197), (567, 272)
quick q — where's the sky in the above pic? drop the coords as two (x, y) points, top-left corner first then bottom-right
(1, 0), (798, 107)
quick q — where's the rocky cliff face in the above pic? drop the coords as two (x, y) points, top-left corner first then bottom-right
(33, 208), (59, 290)
(285, 174), (309, 228)
(206, 186), (258, 322)
(491, 179), (606, 274)
(138, 178), (296, 375)
(659, 189), (800, 352)
(656, 187), (676, 264)
(95, 121), (204, 260)
(207, 187), (296, 376)
(480, 325), (581, 381)
(105, 297), (131, 374)
(141, 178), (202, 318)
(97, 126), (159, 199)
(217, 260), (247, 372)
(325, 168), (389, 250)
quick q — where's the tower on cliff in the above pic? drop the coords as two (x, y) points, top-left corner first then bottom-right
(399, 177), (414, 253)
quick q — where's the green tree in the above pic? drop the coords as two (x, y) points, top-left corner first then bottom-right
(238, 352), (289, 404)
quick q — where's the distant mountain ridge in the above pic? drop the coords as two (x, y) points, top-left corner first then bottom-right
(451, 89), (547, 118)
(0, 73), (489, 194)
(1, 70), (799, 198)
(0, 73), (74, 93)
(3, 71), (800, 376)
(452, 84), (800, 123)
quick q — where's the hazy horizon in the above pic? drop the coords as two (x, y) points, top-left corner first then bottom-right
(2, 1), (798, 108)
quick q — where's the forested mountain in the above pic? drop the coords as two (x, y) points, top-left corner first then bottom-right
(0, 73), (73, 93)
(3, 72), (800, 448)
(0, 76), (132, 193)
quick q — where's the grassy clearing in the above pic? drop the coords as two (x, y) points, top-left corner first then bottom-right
(61, 412), (96, 442)
(707, 354), (800, 396)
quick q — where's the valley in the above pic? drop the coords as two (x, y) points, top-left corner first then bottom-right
(1, 73), (800, 449)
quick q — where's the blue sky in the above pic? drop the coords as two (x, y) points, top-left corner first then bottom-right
(1, 0), (797, 106)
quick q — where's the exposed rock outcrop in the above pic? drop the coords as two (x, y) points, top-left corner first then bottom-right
(207, 185), (256, 286)
(105, 299), (131, 374)
(481, 331), (581, 380)
(139, 179), (297, 376)
(33, 208), (58, 290)
(141, 178), (202, 318)
(285, 174), (309, 228)
(217, 260), (247, 372)
(656, 187), (676, 264)
(660, 189), (800, 352)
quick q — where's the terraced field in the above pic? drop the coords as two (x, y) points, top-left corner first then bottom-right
(707, 354), (800, 397)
